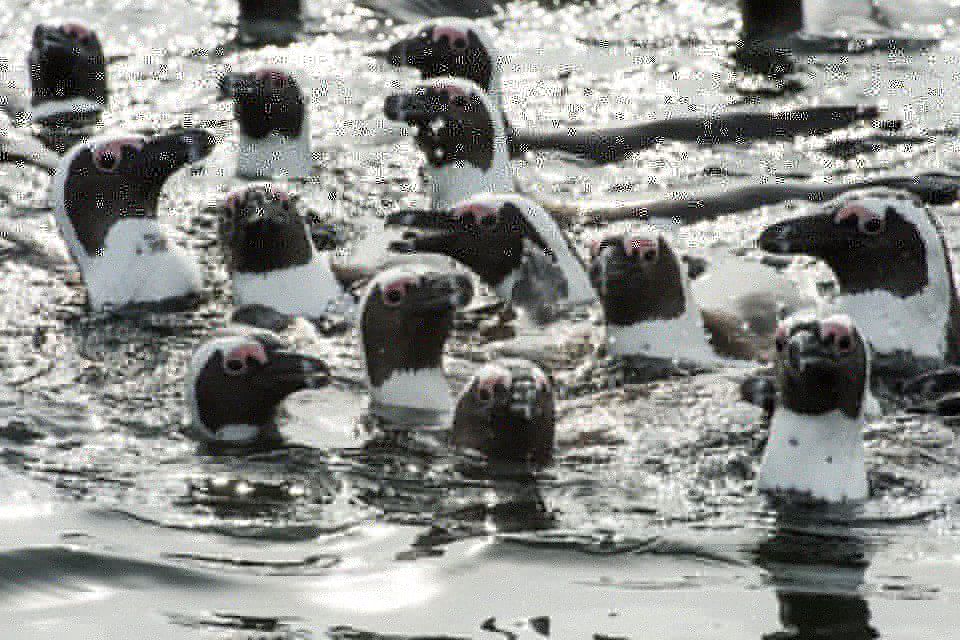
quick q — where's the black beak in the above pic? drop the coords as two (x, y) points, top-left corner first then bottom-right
(138, 128), (216, 179)
(384, 91), (440, 125)
(254, 350), (330, 392)
(386, 209), (456, 254)
(413, 273), (474, 311)
(385, 208), (449, 229)
(386, 35), (434, 69)
(758, 214), (834, 256)
(218, 72), (256, 100)
(785, 331), (841, 378)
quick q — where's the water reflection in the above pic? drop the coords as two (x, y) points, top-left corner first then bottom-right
(754, 509), (878, 640)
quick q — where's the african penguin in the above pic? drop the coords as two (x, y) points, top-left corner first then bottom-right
(218, 68), (311, 179)
(385, 18), (882, 163)
(383, 78), (511, 209)
(386, 193), (596, 323)
(758, 189), (960, 371)
(52, 130), (216, 312)
(360, 264), (473, 414)
(185, 328), (330, 446)
(757, 314), (870, 503)
(218, 183), (356, 322)
(588, 227), (723, 364)
(451, 359), (555, 468)
(29, 21), (107, 126)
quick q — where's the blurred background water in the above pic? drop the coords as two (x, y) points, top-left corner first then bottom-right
(1, 0), (959, 637)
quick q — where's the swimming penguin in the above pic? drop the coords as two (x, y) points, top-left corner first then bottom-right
(757, 189), (960, 374)
(185, 328), (330, 446)
(218, 183), (357, 322)
(588, 227), (782, 364)
(451, 359), (555, 468)
(386, 193), (596, 323)
(218, 68), (311, 179)
(361, 264), (473, 414)
(236, 0), (302, 46)
(756, 314), (870, 503)
(29, 21), (107, 127)
(384, 78), (511, 209)
(384, 80), (960, 223)
(52, 129), (216, 312)
(385, 18), (882, 164)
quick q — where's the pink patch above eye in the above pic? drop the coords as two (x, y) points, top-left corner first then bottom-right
(255, 69), (289, 88)
(435, 84), (469, 99)
(432, 26), (470, 50)
(834, 204), (880, 225)
(453, 203), (498, 226)
(477, 370), (511, 399)
(62, 23), (91, 39)
(267, 186), (291, 203)
(382, 277), (417, 305)
(624, 235), (657, 257)
(821, 320), (854, 346)
(92, 137), (145, 171)
(226, 342), (268, 366)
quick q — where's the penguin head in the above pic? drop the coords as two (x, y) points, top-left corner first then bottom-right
(186, 329), (330, 446)
(29, 21), (107, 121)
(386, 193), (553, 290)
(53, 129), (216, 258)
(361, 265), (473, 390)
(219, 68), (306, 140)
(388, 19), (498, 95)
(237, 0), (302, 22)
(218, 184), (312, 274)
(758, 190), (946, 299)
(384, 79), (502, 171)
(589, 227), (688, 326)
(774, 314), (869, 419)
(452, 359), (555, 468)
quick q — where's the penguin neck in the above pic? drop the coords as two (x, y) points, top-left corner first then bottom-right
(236, 125), (311, 179)
(232, 252), (355, 320)
(606, 274), (715, 363)
(758, 407), (868, 503)
(836, 283), (952, 363)
(424, 130), (512, 209)
(370, 367), (453, 413)
(71, 218), (201, 311)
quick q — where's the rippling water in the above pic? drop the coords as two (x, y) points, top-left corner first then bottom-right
(1, 0), (960, 638)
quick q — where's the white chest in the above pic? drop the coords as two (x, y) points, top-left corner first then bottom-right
(232, 255), (355, 320)
(758, 409), (868, 503)
(836, 288), (950, 360)
(607, 311), (717, 364)
(369, 368), (453, 413)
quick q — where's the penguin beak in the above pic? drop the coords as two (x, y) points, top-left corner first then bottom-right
(386, 35), (435, 70)
(785, 331), (841, 378)
(254, 350), (330, 392)
(218, 72), (256, 99)
(137, 129), (217, 179)
(758, 213), (838, 257)
(384, 91), (443, 126)
(411, 273), (474, 312)
(386, 208), (457, 254)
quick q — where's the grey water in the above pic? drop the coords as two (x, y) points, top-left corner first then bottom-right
(1, 0), (959, 638)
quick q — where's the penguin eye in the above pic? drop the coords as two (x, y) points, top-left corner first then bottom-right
(62, 23), (91, 43)
(624, 236), (658, 261)
(860, 216), (885, 235)
(382, 277), (416, 306)
(821, 321), (855, 354)
(433, 26), (470, 53)
(774, 324), (789, 352)
(92, 138), (145, 173)
(223, 342), (269, 376)
(476, 374), (510, 403)
(834, 203), (885, 235)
